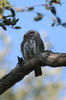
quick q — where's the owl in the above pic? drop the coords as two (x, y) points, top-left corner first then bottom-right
(21, 30), (44, 77)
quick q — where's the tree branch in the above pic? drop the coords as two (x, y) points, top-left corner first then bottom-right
(0, 50), (66, 95)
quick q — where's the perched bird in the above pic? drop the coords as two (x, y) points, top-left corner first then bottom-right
(21, 30), (44, 77)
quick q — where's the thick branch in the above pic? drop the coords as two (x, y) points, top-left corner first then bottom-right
(0, 50), (66, 95)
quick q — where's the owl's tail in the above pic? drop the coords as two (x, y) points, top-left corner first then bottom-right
(34, 67), (42, 77)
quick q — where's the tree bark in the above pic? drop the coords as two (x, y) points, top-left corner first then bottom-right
(0, 50), (66, 95)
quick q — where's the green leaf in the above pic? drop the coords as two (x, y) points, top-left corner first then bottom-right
(51, 22), (55, 26)
(34, 16), (43, 21)
(56, 17), (61, 24)
(11, 18), (16, 26)
(15, 18), (19, 22)
(14, 26), (21, 29)
(0, 23), (7, 30)
(50, 6), (56, 15)
(0, 0), (10, 7)
(50, 0), (60, 5)
(34, 13), (43, 21)
(0, 8), (4, 18)
(28, 7), (34, 11)
(10, 8), (15, 17)
(61, 23), (66, 28)
(3, 18), (11, 25)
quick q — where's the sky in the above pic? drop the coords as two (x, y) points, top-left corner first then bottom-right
(0, 0), (66, 98)
(7, 0), (66, 73)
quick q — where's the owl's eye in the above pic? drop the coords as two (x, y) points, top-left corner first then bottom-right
(30, 32), (34, 33)
(30, 32), (34, 34)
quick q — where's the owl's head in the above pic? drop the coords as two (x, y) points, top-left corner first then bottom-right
(24, 30), (40, 39)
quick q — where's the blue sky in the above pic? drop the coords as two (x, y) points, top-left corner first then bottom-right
(0, 0), (66, 98)
(7, 0), (66, 64)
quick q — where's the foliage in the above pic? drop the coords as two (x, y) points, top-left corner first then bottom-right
(0, 0), (66, 30)
(15, 0), (66, 28)
(0, 0), (21, 30)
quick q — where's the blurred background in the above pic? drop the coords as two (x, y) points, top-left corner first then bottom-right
(0, 0), (66, 100)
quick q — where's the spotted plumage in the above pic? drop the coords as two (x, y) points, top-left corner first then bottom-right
(21, 30), (44, 77)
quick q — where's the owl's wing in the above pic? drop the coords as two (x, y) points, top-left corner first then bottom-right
(40, 39), (45, 52)
(35, 38), (44, 53)
(21, 40), (31, 59)
(21, 40), (25, 58)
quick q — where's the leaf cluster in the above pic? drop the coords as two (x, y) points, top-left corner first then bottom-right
(0, 0), (21, 30)
(21, 0), (66, 28)
(0, 0), (66, 30)
(33, 0), (66, 28)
